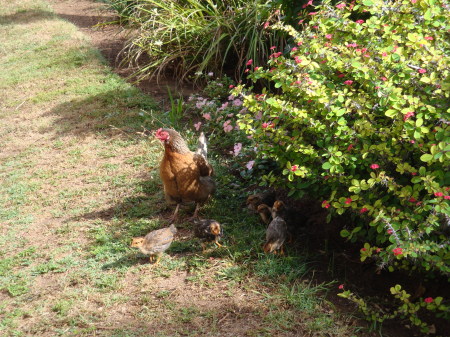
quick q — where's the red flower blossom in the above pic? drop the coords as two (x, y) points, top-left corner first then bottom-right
(338, 74), (345, 78)
(263, 21), (270, 29)
(409, 197), (417, 202)
(424, 36), (433, 40)
(424, 297), (433, 303)
(309, 12), (318, 15)
(375, 248), (382, 253)
(291, 165), (298, 172)
(418, 68), (427, 74)
(291, 47), (298, 52)
(393, 247), (403, 256)
(370, 164), (379, 169)
(360, 208), (368, 214)
(322, 200), (330, 209)
(355, 19), (364, 24)
(347, 144), (354, 151)
(434, 192), (444, 197)
(344, 80), (353, 85)
(445, 196), (450, 200)
(345, 198), (352, 204)
(294, 56), (302, 64)
(382, 52), (388, 57)
(381, 76), (387, 81)
(229, 85), (234, 89)
(387, 229), (393, 234)
(411, 172), (417, 176)
(338, 284), (344, 289)
(325, 34), (333, 40)
(262, 122), (270, 129)
(336, 3), (346, 9)
(403, 111), (415, 121)
(246, 59), (253, 66)
(361, 247), (367, 252)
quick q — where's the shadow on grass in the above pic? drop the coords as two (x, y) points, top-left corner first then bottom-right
(0, 9), (55, 25)
(42, 86), (161, 139)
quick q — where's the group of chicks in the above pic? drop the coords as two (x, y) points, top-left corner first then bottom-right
(131, 189), (300, 264)
(247, 191), (301, 255)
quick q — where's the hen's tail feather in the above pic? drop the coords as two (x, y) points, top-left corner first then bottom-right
(196, 132), (208, 159)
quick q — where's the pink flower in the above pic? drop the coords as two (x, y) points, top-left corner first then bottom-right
(263, 21), (270, 29)
(403, 111), (415, 121)
(434, 192), (444, 197)
(424, 36), (433, 41)
(325, 34), (333, 40)
(194, 122), (202, 131)
(375, 248), (382, 253)
(246, 59), (253, 66)
(246, 160), (255, 170)
(336, 3), (346, 9)
(393, 247), (403, 256)
(322, 200), (330, 209)
(347, 144), (354, 151)
(338, 74), (345, 78)
(387, 229), (393, 234)
(411, 172), (417, 176)
(424, 297), (433, 303)
(347, 43), (357, 48)
(444, 196), (450, 200)
(418, 68), (427, 74)
(411, 0), (417, 3)
(360, 208), (368, 214)
(223, 120), (233, 133)
(229, 85), (234, 89)
(370, 164), (379, 169)
(270, 46), (276, 50)
(291, 165), (298, 172)
(355, 20), (364, 24)
(345, 198), (352, 205)
(291, 47), (298, 52)
(232, 99), (243, 107)
(409, 197), (417, 203)
(309, 12), (318, 15)
(381, 76), (387, 81)
(338, 284), (344, 290)
(202, 113), (211, 120)
(382, 52), (388, 57)
(361, 247), (367, 252)
(262, 122), (272, 129)
(233, 143), (242, 156)
(344, 80), (353, 85)
(294, 56), (302, 64)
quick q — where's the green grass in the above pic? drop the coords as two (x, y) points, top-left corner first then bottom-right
(0, 0), (370, 336)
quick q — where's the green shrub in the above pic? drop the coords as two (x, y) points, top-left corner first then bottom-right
(234, 0), (450, 322)
(109, 0), (287, 82)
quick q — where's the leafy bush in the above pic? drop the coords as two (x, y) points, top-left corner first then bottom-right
(234, 0), (449, 326)
(107, 0), (286, 82)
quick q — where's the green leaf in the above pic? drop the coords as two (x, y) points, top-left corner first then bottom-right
(340, 229), (350, 238)
(420, 154), (433, 162)
(363, 0), (373, 5)
(322, 162), (331, 170)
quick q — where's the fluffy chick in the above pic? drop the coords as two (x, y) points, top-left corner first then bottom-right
(246, 190), (276, 213)
(263, 216), (287, 254)
(272, 200), (307, 240)
(194, 219), (223, 250)
(131, 224), (177, 264)
(256, 203), (272, 225)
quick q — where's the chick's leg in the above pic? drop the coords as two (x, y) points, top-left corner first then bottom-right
(154, 254), (162, 265)
(214, 237), (223, 248)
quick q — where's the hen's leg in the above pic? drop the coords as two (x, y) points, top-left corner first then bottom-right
(187, 203), (201, 222)
(167, 203), (180, 223)
(214, 237), (223, 248)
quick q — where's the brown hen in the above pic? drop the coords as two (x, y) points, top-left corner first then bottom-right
(155, 128), (215, 222)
